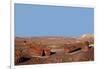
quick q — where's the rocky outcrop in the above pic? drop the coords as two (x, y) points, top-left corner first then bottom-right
(78, 34), (94, 44)
(15, 35), (94, 65)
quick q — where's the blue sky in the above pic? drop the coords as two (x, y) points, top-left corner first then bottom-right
(15, 4), (94, 37)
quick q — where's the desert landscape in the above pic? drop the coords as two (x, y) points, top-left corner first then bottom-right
(15, 34), (94, 65)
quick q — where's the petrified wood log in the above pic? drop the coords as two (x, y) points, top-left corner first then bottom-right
(64, 41), (89, 53)
(15, 36), (94, 65)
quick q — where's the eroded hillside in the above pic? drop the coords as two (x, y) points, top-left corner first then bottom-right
(15, 34), (94, 65)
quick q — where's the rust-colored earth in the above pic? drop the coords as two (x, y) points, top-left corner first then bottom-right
(15, 34), (94, 65)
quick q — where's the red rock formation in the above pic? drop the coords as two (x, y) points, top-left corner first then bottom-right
(43, 47), (51, 56)
(25, 46), (42, 57)
(15, 36), (94, 65)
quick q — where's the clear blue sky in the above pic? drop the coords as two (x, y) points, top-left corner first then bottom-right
(15, 4), (94, 37)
